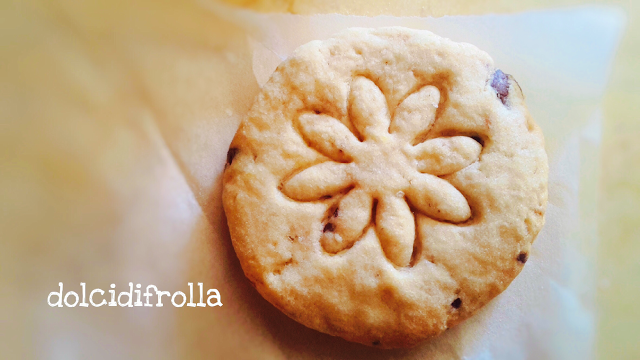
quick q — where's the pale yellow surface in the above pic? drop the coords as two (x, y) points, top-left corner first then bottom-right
(1, 0), (638, 358)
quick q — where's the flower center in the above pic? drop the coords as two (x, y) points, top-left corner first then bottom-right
(353, 135), (413, 197)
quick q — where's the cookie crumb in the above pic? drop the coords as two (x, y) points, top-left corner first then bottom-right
(517, 252), (528, 264)
(451, 298), (462, 309)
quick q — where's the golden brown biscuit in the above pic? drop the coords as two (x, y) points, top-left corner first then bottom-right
(222, 27), (548, 348)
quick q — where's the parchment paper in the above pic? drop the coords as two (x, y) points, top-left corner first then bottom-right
(5, 3), (623, 360)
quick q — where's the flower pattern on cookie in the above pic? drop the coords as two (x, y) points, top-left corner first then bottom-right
(282, 76), (482, 267)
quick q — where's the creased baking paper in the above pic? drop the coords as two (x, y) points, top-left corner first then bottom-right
(7, 3), (623, 359)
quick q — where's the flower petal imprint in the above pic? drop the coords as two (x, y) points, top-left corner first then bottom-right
(283, 76), (481, 267)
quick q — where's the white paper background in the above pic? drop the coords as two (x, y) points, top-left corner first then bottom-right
(204, 3), (625, 359)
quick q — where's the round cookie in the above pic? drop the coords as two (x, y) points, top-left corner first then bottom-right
(222, 27), (548, 348)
